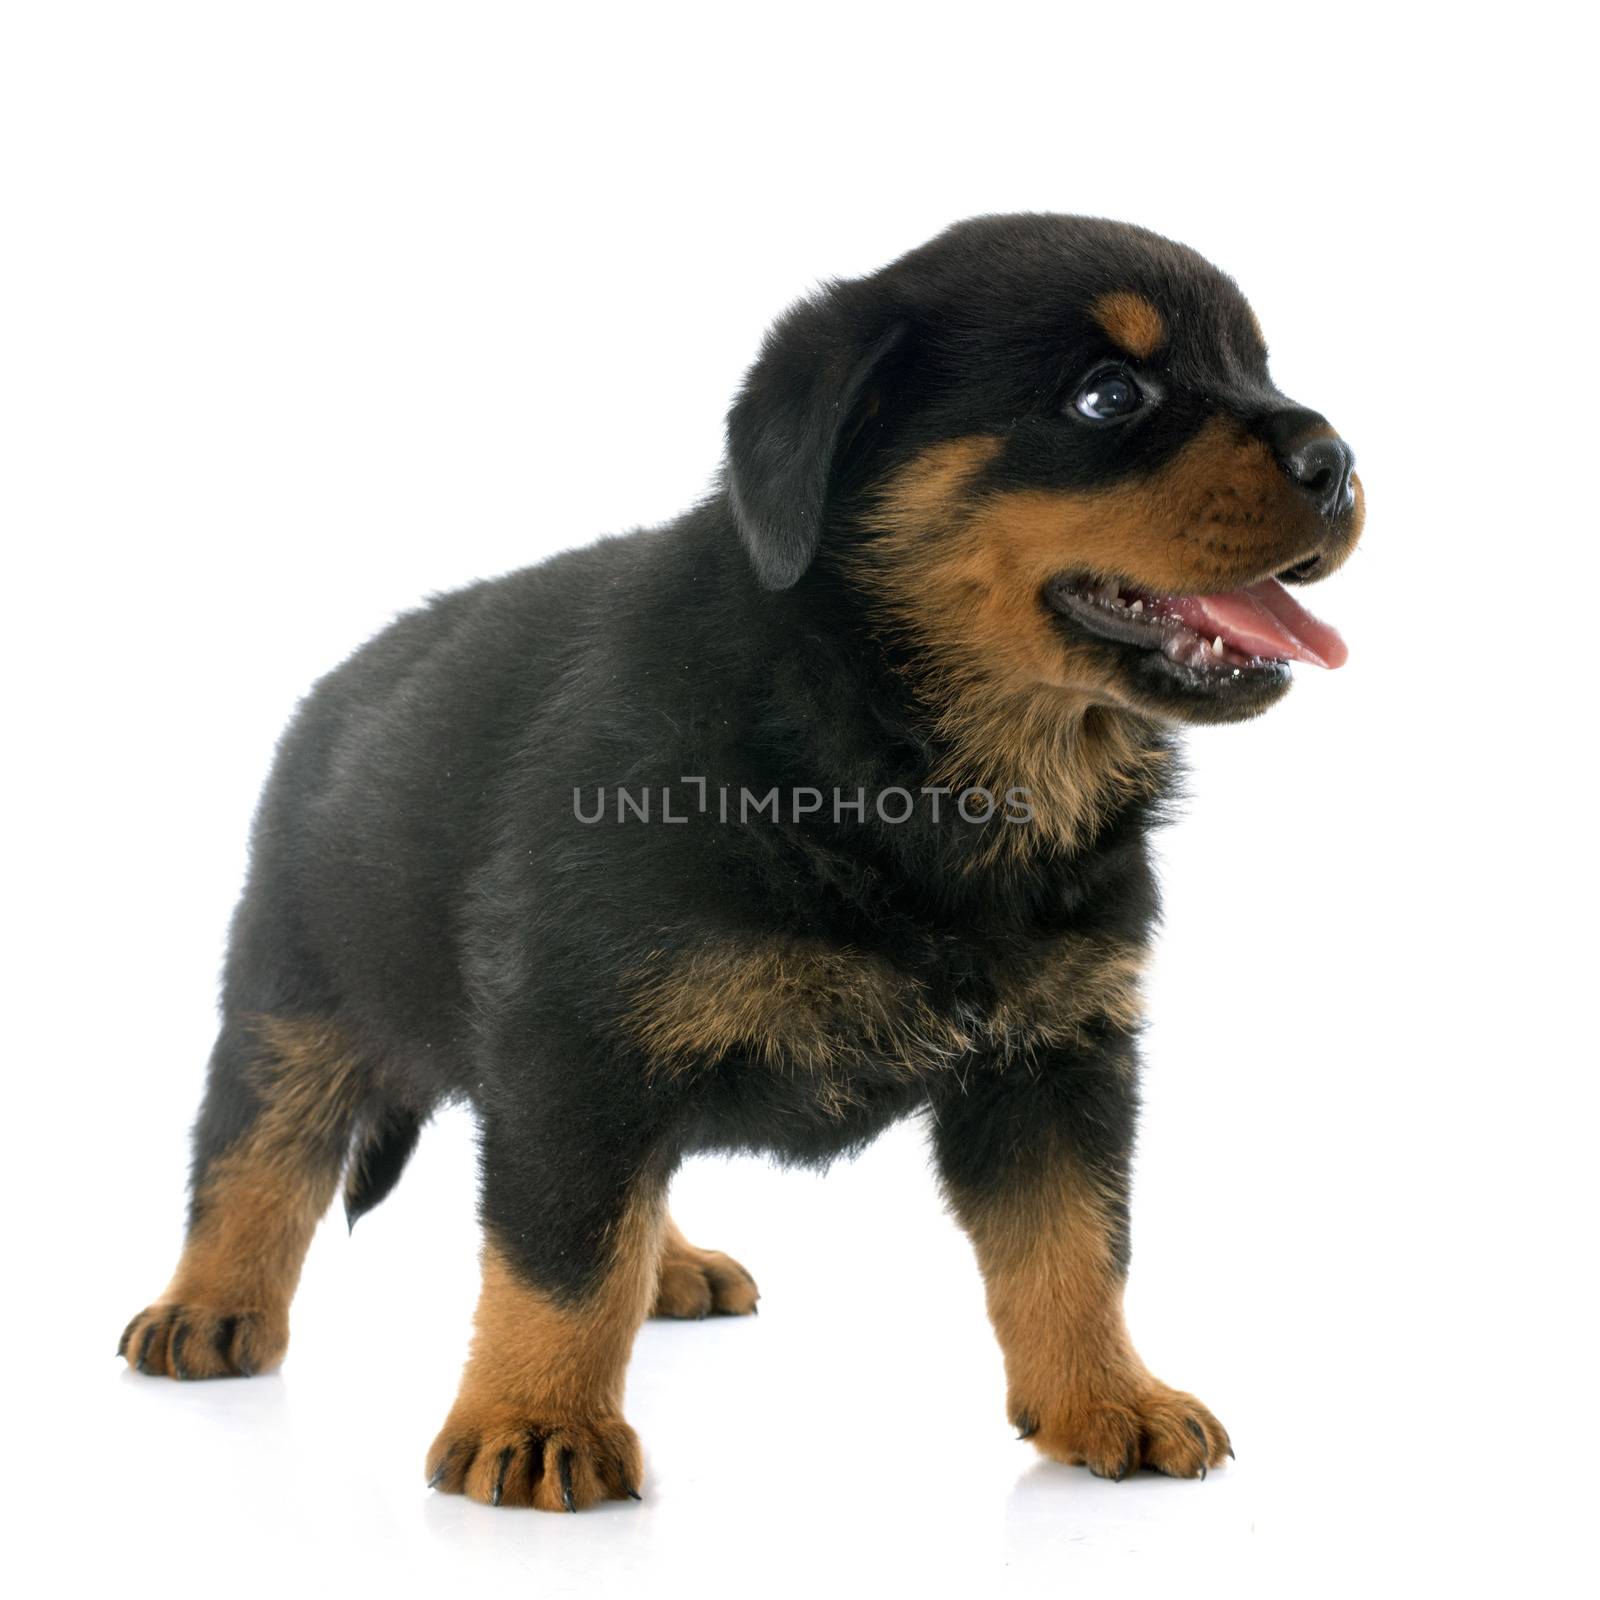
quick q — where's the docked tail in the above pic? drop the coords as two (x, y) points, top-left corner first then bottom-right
(344, 1107), (424, 1228)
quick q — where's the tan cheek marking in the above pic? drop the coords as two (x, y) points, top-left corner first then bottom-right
(864, 434), (1004, 527)
(849, 436), (1172, 856)
(861, 420), (1302, 699)
(1091, 291), (1167, 359)
(968, 417), (1304, 598)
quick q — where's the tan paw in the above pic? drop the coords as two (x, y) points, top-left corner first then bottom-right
(117, 1302), (288, 1379)
(1017, 1382), (1232, 1480)
(652, 1240), (759, 1319)
(426, 1407), (643, 1511)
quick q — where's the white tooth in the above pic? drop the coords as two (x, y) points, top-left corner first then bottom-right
(1212, 635), (1225, 657)
(1110, 595), (1126, 608)
(1129, 599), (1144, 614)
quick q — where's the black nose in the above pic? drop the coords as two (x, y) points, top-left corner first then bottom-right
(1284, 436), (1357, 519)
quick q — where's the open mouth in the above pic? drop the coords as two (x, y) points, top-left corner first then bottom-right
(1045, 572), (1347, 677)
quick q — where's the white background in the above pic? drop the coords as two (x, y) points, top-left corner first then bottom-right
(3, 3), (1596, 1594)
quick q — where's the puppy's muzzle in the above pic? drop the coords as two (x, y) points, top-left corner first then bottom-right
(1263, 409), (1362, 583)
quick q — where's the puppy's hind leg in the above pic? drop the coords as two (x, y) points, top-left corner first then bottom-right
(119, 1014), (372, 1380)
(651, 1217), (760, 1319)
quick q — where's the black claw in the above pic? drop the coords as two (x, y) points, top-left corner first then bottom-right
(1227, 1446), (1236, 1461)
(231, 1318), (256, 1378)
(625, 1487), (642, 1501)
(428, 1461), (448, 1490)
(117, 1323), (133, 1359)
(492, 1446), (513, 1507)
(170, 1325), (190, 1381)
(1015, 1416), (1039, 1441)
(135, 1324), (156, 1374)
(558, 1448), (576, 1513)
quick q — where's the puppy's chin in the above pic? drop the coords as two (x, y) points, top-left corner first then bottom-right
(1108, 645), (1293, 726)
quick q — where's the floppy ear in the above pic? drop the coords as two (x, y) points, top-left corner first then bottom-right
(725, 286), (904, 590)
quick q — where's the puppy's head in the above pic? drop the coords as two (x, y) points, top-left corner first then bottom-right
(725, 215), (1363, 729)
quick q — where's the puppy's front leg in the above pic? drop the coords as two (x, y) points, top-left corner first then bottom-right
(427, 1109), (667, 1510)
(932, 1035), (1231, 1479)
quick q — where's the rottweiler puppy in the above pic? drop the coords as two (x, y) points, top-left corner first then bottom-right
(119, 214), (1362, 1509)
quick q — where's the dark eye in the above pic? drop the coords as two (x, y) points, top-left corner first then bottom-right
(1072, 369), (1143, 421)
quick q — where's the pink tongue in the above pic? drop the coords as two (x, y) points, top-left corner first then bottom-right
(1161, 578), (1348, 668)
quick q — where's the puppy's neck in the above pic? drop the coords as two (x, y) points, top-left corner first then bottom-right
(756, 582), (1172, 866)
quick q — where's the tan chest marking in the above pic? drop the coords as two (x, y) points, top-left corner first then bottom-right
(987, 935), (1147, 1057)
(623, 934), (1147, 1094)
(625, 937), (964, 1116)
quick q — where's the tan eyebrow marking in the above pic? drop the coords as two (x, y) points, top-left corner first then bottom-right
(1090, 291), (1167, 359)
